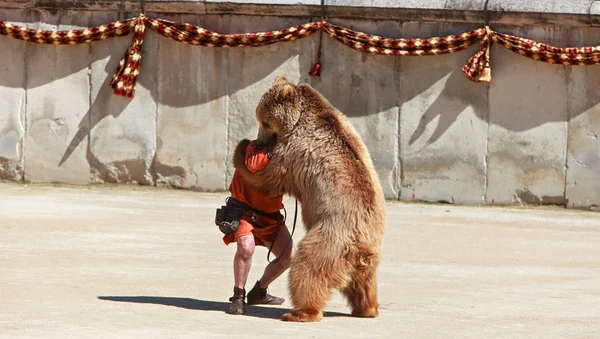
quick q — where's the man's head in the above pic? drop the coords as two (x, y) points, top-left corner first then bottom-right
(255, 75), (302, 148)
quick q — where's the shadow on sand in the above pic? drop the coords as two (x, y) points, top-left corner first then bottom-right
(98, 296), (350, 320)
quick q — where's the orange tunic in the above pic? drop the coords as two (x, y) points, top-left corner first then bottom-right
(223, 140), (284, 247)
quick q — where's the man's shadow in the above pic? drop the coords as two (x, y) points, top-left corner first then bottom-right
(98, 296), (349, 320)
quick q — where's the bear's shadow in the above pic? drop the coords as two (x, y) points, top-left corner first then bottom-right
(97, 296), (350, 320)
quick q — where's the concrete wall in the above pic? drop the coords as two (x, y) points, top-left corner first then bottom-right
(1, 1), (599, 210)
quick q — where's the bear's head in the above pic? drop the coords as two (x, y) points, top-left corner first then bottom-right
(254, 75), (302, 148)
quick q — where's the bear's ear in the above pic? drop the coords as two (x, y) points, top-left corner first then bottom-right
(278, 84), (296, 100)
(274, 74), (289, 84)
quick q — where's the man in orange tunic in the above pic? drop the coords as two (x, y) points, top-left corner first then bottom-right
(224, 140), (295, 315)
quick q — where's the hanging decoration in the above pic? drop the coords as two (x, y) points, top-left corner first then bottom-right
(2, 14), (600, 98)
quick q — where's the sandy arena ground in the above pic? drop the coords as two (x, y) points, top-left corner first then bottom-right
(1, 182), (599, 338)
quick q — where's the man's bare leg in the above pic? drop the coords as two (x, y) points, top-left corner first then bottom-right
(247, 226), (295, 305)
(234, 235), (255, 288)
(229, 235), (255, 314)
(259, 226), (295, 288)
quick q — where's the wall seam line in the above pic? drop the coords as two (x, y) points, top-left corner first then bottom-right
(153, 26), (160, 187)
(22, 9), (30, 183)
(563, 65), (572, 207)
(395, 55), (403, 201)
(86, 32), (92, 185)
(224, 15), (231, 192)
(482, 82), (491, 205)
(224, 49), (230, 192)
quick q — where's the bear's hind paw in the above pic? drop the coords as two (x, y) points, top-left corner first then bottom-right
(351, 307), (379, 318)
(281, 309), (323, 322)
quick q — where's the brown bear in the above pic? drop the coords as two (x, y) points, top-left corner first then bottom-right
(232, 75), (386, 322)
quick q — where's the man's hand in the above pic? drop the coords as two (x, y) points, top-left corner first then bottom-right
(233, 139), (251, 170)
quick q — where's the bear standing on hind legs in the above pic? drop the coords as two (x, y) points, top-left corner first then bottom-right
(233, 75), (386, 322)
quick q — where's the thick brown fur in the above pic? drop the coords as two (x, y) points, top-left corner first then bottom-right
(233, 75), (386, 322)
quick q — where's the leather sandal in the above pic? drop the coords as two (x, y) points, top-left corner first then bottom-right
(228, 287), (246, 314)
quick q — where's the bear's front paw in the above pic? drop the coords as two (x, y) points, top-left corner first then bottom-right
(233, 139), (251, 169)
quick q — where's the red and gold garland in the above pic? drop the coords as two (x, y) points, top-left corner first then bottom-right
(1, 14), (599, 98)
(322, 22), (486, 56)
